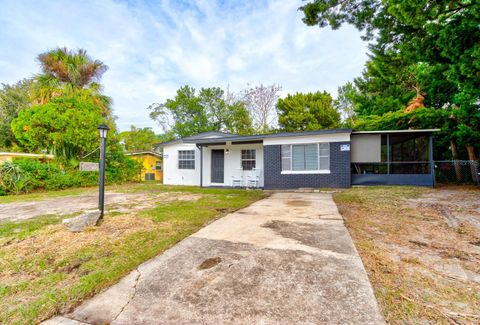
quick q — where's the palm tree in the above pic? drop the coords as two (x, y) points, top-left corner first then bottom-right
(37, 47), (107, 88)
(31, 47), (111, 115)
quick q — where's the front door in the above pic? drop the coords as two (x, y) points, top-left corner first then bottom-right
(211, 149), (224, 183)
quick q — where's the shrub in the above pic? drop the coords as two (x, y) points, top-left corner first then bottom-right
(105, 149), (142, 183)
(0, 161), (32, 194)
(0, 152), (141, 195)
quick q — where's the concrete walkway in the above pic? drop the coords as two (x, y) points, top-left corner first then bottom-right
(43, 192), (384, 325)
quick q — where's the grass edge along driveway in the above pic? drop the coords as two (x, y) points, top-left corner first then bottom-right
(0, 184), (265, 325)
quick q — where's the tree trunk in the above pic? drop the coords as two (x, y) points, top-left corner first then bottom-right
(450, 140), (462, 181)
(466, 145), (479, 184)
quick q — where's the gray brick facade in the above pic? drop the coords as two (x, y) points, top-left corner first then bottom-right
(263, 142), (351, 189)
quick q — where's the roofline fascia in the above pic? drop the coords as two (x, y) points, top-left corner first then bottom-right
(352, 129), (441, 134)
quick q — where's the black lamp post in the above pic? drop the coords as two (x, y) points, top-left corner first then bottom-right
(98, 123), (109, 220)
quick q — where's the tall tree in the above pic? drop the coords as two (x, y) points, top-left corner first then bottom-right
(334, 82), (357, 127)
(241, 83), (282, 133)
(149, 85), (253, 138)
(11, 96), (105, 163)
(149, 85), (212, 138)
(10, 47), (119, 163)
(32, 47), (111, 116)
(120, 126), (158, 152)
(277, 91), (340, 131)
(0, 79), (32, 149)
(300, 0), (480, 160)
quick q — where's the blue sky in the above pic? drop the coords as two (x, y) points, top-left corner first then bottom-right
(0, 0), (368, 132)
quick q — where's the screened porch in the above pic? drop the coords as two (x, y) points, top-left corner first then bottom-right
(350, 130), (438, 186)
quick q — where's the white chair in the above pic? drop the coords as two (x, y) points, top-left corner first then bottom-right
(246, 168), (261, 188)
(231, 169), (243, 187)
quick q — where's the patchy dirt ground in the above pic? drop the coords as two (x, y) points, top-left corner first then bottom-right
(0, 191), (202, 222)
(0, 185), (264, 325)
(43, 192), (384, 325)
(334, 186), (480, 325)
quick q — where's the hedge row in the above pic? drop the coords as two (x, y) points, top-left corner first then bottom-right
(0, 156), (142, 196)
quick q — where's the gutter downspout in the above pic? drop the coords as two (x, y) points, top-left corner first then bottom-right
(196, 144), (203, 187)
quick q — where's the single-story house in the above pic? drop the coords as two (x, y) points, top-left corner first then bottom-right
(156, 129), (438, 189)
(125, 151), (163, 182)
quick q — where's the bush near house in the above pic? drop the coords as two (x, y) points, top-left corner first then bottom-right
(0, 156), (141, 195)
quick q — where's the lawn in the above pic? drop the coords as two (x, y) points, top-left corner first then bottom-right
(0, 183), (265, 325)
(334, 186), (480, 325)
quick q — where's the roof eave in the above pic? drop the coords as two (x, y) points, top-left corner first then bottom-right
(352, 129), (441, 134)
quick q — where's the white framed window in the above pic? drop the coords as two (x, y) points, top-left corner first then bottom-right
(281, 143), (330, 173)
(178, 150), (195, 169)
(241, 149), (256, 170)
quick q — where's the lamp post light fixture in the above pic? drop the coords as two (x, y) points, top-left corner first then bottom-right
(98, 123), (109, 220)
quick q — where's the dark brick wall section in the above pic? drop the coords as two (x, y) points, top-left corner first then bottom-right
(263, 142), (351, 189)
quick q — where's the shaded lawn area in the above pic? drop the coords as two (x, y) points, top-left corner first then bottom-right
(0, 183), (265, 325)
(334, 186), (480, 325)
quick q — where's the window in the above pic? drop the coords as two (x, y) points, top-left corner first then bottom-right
(241, 149), (256, 170)
(281, 143), (330, 172)
(319, 143), (330, 170)
(178, 150), (195, 169)
(155, 161), (162, 170)
(145, 173), (155, 181)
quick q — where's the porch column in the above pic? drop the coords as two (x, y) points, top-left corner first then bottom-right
(386, 133), (390, 174)
(429, 134), (435, 187)
(197, 144), (203, 187)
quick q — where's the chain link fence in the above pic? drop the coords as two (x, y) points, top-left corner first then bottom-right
(434, 160), (480, 185)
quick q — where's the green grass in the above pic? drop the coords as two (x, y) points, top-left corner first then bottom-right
(0, 215), (63, 241)
(0, 185), (265, 325)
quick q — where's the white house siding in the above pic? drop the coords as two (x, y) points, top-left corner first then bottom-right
(202, 143), (264, 187)
(162, 143), (201, 186)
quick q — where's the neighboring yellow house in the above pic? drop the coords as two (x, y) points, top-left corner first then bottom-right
(126, 151), (163, 182)
(0, 152), (55, 163)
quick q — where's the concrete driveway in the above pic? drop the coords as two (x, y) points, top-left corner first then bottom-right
(43, 192), (384, 325)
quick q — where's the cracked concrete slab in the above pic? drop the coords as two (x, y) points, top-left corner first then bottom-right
(68, 269), (140, 324)
(42, 192), (384, 325)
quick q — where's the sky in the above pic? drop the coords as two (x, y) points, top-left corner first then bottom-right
(0, 0), (369, 132)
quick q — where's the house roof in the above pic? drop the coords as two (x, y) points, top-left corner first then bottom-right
(352, 129), (440, 134)
(125, 151), (162, 158)
(187, 128), (353, 145)
(155, 131), (237, 148)
(155, 128), (440, 147)
(184, 131), (238, 139)
(156, 128), (352, 147)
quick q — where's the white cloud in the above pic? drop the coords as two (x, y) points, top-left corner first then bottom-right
(0, 0), (369, 132)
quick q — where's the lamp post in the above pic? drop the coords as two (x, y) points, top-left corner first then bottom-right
(98, 123), (109, 220)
